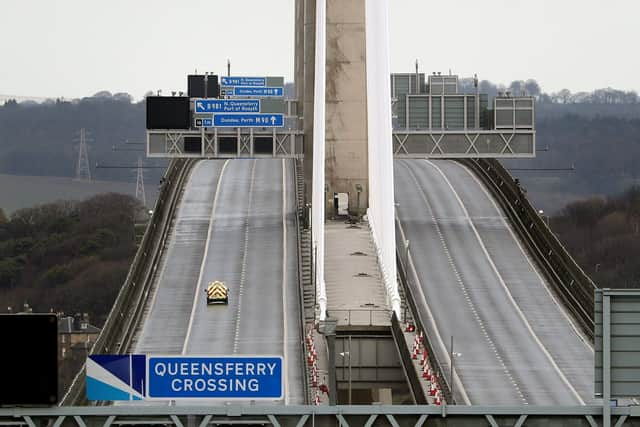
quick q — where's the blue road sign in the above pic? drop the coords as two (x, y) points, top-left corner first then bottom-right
(194, 117), (213, 128)
(214, 113), (284, 128)
(230, 87), (284, 97)
(146, 356), (283, 400)
(194, 99), (260, 113)
(221, 76), (266, 87)
(86, 355), (146, 401)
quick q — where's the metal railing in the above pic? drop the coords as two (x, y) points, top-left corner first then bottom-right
(390, 312), (428, 404)
(328, 309), (391, 327)
(292, 159), (310, 404)
(2, 404), (637, 427)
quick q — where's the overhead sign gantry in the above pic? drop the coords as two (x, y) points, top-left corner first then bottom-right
(391, 73), (536, 158)
(146, 74), (301, 158)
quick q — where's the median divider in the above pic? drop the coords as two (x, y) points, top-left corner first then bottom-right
(390, 313), (428, 404)
(61, 159), (196, 405)
(395, 216), (453, 404)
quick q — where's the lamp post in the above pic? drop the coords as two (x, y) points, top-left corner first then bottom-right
(538, 209), (550, 227)
(339, 335), (353, 404)
(449, 336), (462, 404)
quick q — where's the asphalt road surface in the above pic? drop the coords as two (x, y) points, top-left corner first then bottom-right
(134, 159), (303, 404)
(395, 159), (594, 405)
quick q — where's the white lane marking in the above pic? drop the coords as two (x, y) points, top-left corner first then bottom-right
(396, 160), (472, 405)
(454, 161), (594, 353)
(182, 160), (230, 355)
(425, 159), (585, 405)
(137, 162), (205, 351)
(281, 158), (290, 404)
(404, 159), (527, 403)
(233, 159), (257, 353)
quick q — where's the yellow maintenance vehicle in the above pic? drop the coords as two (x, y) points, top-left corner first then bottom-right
(205, 281), (229, 305)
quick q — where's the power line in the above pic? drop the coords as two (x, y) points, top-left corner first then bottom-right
(112, 145), (144, 152)
(95, 163), (166, 169)
(507, 166), (575, 171)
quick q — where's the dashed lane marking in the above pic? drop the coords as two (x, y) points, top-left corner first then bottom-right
(233, 159), (257, 353)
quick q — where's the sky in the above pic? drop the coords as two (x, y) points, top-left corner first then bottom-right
(1, 0), (638, 99)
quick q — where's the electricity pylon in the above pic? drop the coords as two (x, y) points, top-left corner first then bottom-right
(75, 128), (92, 181)
(135, 157), (146, 207)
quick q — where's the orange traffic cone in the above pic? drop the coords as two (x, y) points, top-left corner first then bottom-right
(429, 378), (437, 396)
(422, 363), (430, 379)
(434, 390), (442, 405)
(421, 349), (428, 366)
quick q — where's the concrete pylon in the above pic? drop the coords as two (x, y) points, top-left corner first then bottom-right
(325, 0), (369, 218)
(299, 0), (369, 217)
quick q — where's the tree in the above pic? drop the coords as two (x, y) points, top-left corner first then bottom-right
(508, 80), (525, 96)
(113, 92), (133, 103)
(0, 208), (6, 224)
(524, 79), (541, 98)
(554, 89), (572, 104)
(92, 91), (113, 99)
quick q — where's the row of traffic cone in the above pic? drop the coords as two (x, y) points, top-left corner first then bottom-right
(406, 324), (443, 405)
(306, 325), (328, 405)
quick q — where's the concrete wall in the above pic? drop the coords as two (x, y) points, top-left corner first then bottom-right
(325, 0), (369, 217)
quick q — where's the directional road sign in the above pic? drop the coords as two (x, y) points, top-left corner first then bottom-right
(221, 77), (266, 87)
(194, 99), (260, 114)
(147, 356), (283, 400)
(226, 87), (284, 97)
(194, 118), (213, 128)
(214, 113), (284, 128)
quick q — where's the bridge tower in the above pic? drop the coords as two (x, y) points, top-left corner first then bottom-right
(324, 0), (370, 218)
(297, 0), (399, 321)
(298, 0), (371, 218)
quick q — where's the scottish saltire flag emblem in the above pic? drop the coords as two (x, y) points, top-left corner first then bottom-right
(86, 355), (145, 401)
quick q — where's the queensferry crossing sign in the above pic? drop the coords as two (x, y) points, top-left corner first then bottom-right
(86, 355), (283, 400)
(148, 356), (282, 399)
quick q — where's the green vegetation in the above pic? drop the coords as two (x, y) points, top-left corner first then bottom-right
(0, 193), (141, 325)
(550, 186), (640, 289)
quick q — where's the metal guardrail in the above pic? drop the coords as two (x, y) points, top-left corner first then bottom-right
(2, 404), (637, 427)
(293, 160), (310, 404)
(461, 158), (596, 341)
(60, 159), (195, 405)
(395, 217), (453, 405)
(390, 312), (428, 404)
(329, 309), (391, 327)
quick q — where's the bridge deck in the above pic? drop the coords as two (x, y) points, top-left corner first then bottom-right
(131, 159), (304, 405)
(325, 220), (390, 327)
(395, 159), (594, 406)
